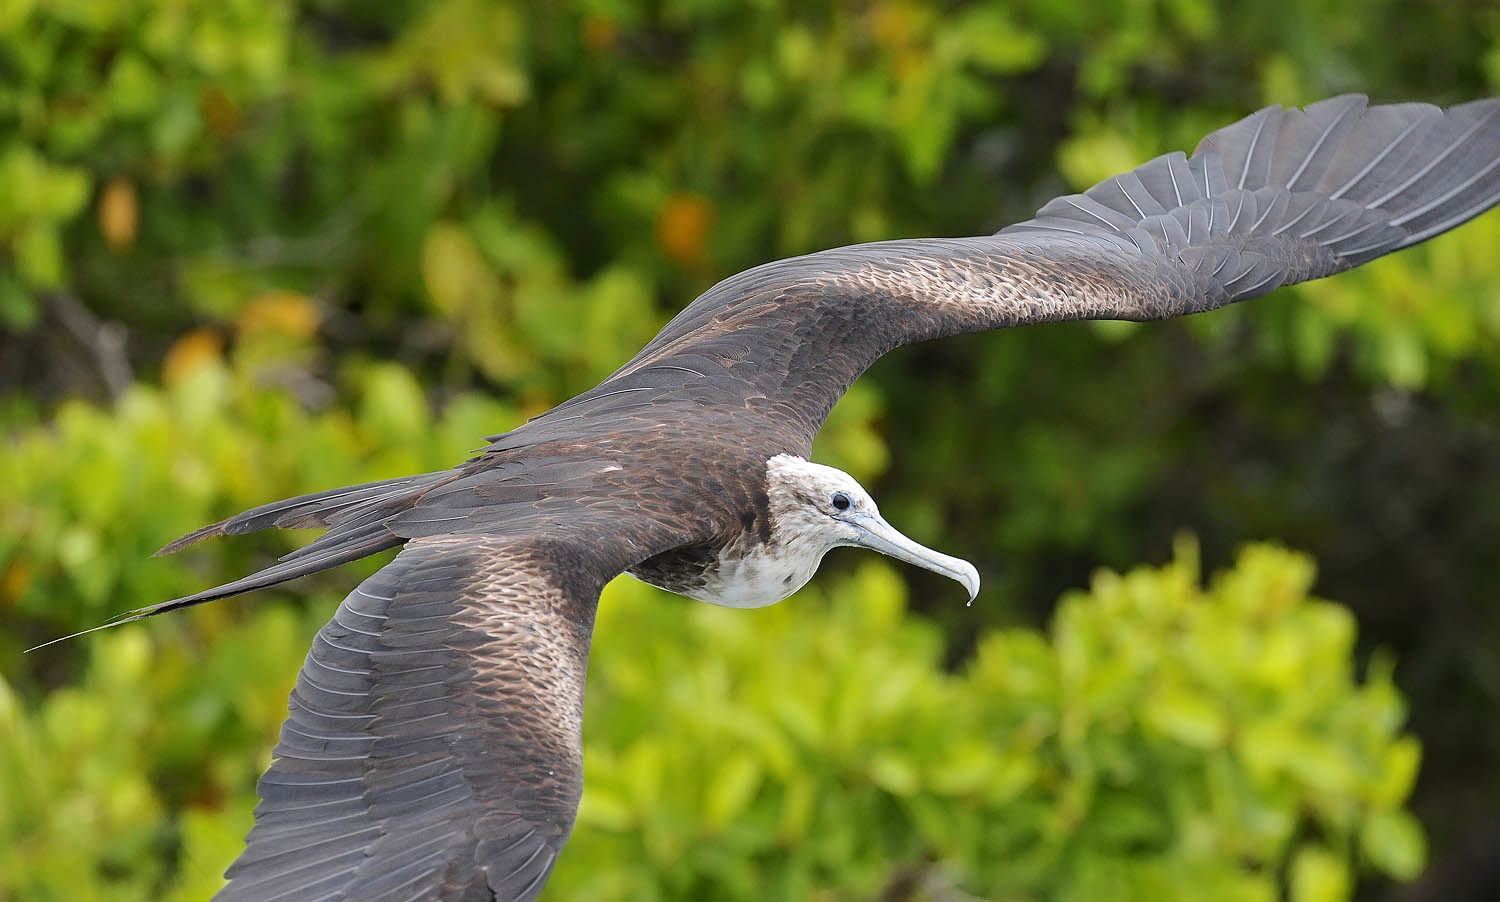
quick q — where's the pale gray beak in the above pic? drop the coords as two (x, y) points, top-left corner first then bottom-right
(845, 512), (980, 604)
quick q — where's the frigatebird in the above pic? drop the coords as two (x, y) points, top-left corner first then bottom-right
(47, 94), (1500, 900)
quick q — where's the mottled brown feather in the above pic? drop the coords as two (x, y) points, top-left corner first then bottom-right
(219, 535), (617, 902)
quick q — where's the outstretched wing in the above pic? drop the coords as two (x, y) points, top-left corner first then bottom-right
(218, 534), (608, 902)
(512, 94), (1500, 449)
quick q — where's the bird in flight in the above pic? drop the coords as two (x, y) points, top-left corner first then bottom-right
(44, 94), (1500, 900)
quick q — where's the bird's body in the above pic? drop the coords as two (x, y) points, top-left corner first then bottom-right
(48, 94), (1500, 900)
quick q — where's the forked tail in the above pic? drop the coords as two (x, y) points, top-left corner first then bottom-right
(28, 470), (456, 650)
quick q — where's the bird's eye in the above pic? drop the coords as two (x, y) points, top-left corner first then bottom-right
(831, 491), (852, 512)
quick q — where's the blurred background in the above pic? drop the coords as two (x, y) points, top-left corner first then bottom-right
(3, 1), (1499, 899)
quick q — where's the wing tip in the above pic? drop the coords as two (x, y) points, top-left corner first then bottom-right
(155, 520), (230, 557)
(24, 609), (154, 653)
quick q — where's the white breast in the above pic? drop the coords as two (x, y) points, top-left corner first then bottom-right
(694, 542), (827, 609)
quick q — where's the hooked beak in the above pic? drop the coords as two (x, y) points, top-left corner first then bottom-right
(844, 513), (980, 604)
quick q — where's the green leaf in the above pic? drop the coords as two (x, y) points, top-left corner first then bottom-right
(867, 751), (920, 797)
(15, 224), (64, 287)
(0, 272), (38, 332)
(704, 752), (763, 829)
(1291, 845), (1351, 902)
(105, 51), (163, 118)
(952, 9), (1047, 73)
(1372, 737), (1421, 808)
(1144, 684), (1228, 748)
(1360, 809), (1426, 880)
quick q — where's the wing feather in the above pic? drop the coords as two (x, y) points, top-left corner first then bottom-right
(533, 94), (1500, 446)
(217, 535), (607, 902)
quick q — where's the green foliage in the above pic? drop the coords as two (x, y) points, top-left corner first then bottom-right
(1, 612), (305, 902)
(4, 0), (1500, 898)
(2, 521), (1422, 899)
(0, 144), (90, 328)
(571, 541), (1424, 901)
(5, 0), (1495, 399)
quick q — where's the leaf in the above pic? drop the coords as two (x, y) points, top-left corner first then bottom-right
(655, 193), (713, 267)
(0, 273), (38, 332)
(952, 8), (1047, 73)
(1372, 737), (1421, 808)
(577, 787), (634, 832)
(1378, 325), (1427, 389)
(1058, 128), (1144, 190)
(927, 739), (998, 796)
(151, 90), (204, 158)
(1144, 684), (1228, 749)
(704, 752), (763, 830)
(97, 177), (140, 250)
(1291, 845), (1351, 902)
(161, 330), (225, 387)
(356, 363), (430, 442)
(421, 222), (491, 316)
(235, 291), (319, 339)
(104, 51), (162, 117)
(15, 225), (64, 287)
(1360, 809), (1426, 880)
(867, 751), (920, 797)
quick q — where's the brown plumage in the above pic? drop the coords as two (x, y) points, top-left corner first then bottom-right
(49, 95), (1500, 900)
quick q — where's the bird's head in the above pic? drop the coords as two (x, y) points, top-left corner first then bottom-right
(765, 454), (980, 603)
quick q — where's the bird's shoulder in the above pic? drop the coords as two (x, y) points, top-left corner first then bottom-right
(392, 426), (791, 554)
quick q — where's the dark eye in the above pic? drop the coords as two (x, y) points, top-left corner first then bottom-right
(831, 491), (852, 512)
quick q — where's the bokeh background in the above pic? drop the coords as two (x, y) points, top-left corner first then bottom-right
(4, 1), (1500, 900)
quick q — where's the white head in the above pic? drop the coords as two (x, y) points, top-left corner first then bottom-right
(764, 454), (980, 602)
